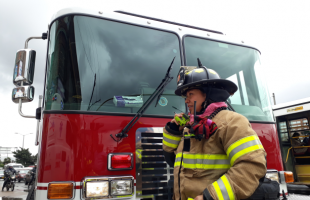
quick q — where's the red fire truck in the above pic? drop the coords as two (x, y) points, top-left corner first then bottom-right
(12, 7), (293, 200)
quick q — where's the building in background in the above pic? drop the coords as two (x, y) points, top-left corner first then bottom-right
(0, 147), (18, 162)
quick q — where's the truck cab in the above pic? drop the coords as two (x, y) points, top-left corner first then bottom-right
(11, 7), (292, 200)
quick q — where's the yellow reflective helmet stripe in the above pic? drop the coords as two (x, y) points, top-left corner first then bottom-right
(212, 175), (235, 200)
(163, 132), (182, 149)
(226, 135), (264, 165)
(174, 153), (231, 169)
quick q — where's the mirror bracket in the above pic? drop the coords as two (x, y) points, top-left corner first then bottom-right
(24, 32), (48, 48)
(18, 99), (35, 118)
(35, 95), (43, 146)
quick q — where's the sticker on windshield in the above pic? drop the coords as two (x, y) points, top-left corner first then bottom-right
(158, 97), (168, 106)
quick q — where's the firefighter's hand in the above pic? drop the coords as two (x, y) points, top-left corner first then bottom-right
(194, 195), (204, 200)
(171, 113), (185, 131)
(171, 113), (184, 125)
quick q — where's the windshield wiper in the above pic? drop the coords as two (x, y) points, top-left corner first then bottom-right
(87, 74), (97, 111)
(111, 57), (176, 141)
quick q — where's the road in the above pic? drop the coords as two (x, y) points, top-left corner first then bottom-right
(0, 180), (28, 200)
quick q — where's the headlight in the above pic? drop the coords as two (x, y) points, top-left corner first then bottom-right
(266, 172), (279, 183)
(111, 180), (133, 196)
(86, 181), (109, 198)
(82, 176), (134, 199)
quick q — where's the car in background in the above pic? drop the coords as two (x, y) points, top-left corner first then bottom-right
(0, 170), (4, 180)
(4, 163), (24, 169)
(15, 168), (32, 182)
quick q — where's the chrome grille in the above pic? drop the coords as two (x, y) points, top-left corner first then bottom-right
(136, 128), (174, 200)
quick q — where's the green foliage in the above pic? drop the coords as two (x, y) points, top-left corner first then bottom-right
(12, 148), (36, 166)
(3, 157), (11, 165)
(32, 153), (38, 164)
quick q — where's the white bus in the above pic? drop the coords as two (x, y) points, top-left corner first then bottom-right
(273, 97), (310, 188)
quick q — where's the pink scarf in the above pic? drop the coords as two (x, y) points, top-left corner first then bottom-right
(189, 102), (227, 123)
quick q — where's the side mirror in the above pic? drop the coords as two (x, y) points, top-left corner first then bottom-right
(12, 86), (35, 103)
(13, 49), (36, 86)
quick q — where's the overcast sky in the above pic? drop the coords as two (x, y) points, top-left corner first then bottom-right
(1, 0), (310, 159)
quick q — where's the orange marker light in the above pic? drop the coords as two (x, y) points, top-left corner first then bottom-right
(48, 183), (74, 199)
(284, 172), (294, 183)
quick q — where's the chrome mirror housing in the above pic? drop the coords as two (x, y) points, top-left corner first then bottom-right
(12, 86), (35, 103)
(13, 49), (36, 86)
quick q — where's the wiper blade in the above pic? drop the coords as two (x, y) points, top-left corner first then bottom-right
(87, 74), (96, 111)
(112, 57), (176, 141)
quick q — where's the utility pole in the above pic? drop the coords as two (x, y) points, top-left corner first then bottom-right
(15, 133), (33, 148)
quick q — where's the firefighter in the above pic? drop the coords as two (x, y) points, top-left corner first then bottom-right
(163, 65), (267, 200)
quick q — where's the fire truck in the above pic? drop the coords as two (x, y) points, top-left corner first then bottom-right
(12, 7), (293, 200)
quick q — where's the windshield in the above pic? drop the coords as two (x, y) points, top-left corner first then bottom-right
(45, 15), (183, 115)
(0, 170), (3, 174)
(184, 37), (273, 122)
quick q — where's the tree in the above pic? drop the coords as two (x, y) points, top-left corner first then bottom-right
(31, 153), (38, 164)
(12, 148), (34, 166)
(3, 157), (11, 165)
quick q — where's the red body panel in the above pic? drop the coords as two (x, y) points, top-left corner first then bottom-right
(251, 123), (284, 171)
(38, 114), (283, 183)
(38, 114), (170, 182)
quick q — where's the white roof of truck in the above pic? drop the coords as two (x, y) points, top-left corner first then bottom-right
(49, 7), (260, 52)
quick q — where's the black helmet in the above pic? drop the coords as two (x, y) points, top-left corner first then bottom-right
(175, 59), (238, 101)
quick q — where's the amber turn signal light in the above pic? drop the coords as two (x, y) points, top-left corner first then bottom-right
(48, 183), (74, 199)
(284, 172), (294, 183)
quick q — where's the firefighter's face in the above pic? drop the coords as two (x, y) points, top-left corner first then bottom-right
(184, 89), (206, 114)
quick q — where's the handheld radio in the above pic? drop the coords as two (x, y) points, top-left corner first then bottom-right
(172, 106), (190, 126)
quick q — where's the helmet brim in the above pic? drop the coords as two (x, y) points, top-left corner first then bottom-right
(175, 79), (238, 96)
